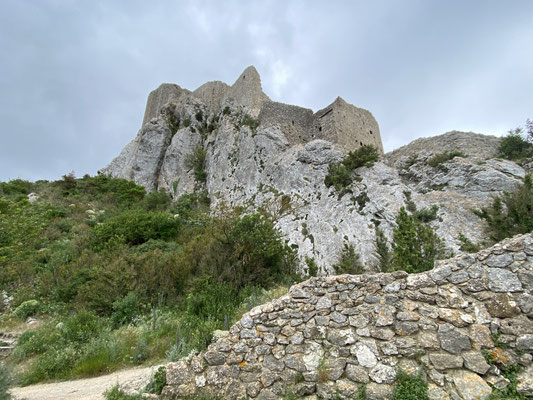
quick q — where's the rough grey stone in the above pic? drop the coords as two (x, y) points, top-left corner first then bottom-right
(429, 353), (464, 370)
(487, 268), (523, 292)
(438, 323), (471, 354)
(369, 363), (396, 384)
(517, 334), (533, 351)
(452, 370), (492, 400)
(462, 351), (491, 375)
(345, 364), (370, 383)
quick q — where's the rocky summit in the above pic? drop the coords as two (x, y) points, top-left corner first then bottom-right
(100, 66), (525, 273)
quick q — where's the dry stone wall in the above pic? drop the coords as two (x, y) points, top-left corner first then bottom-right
(162, 233), (533, 400)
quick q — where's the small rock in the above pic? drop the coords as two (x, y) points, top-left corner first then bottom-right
(369, 363), (396, 384)
(452, 370), (492, 400)
(462, 351), (490, 375)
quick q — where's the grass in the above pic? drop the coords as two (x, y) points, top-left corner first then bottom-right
(392, 369), (429, 400)
(104, 385), (142, 400)
(427, 150), (465, 168)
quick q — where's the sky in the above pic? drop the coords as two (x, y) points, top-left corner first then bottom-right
(1, 0), (532, 182)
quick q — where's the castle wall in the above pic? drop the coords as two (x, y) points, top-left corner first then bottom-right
(313, 97), (383, 154)
(258, 102), (315, 145)
(142, 84), (190, 127)
(162, 233), (533, 400)
(192, 81), (230, 115)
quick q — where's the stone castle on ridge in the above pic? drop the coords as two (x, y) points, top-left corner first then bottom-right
(141, 66), (383, 153)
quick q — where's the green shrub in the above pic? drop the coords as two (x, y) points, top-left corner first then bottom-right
(82, 175), (146, 206)
(334, 243), (364, 274)
(0, 179), (33, 196)
(476, 174), (533, 242)
(92, 209), (180, 248)
(185, 146), (207, 183)
(145, 366), (166, 395)
(392, 369), (429, 400)
(241, 114), (260, 132)
(306, 257), (318, 277)
(110, 293), (140, 327)
(427, 150), (465, 167)
(375, 227), (392, 272)
(498, 120), (533, 161)
(324, 145), (379, 192)
(458, 233), (480, 253)
(342, 145), (380, 170)
(392, 207), (444, 273)
(61, 311), (105, 344)
(324, 162), (352, 192)
(105, 385), (142, 400)
(413, 205), (439, 223)
(185, 278), (242, 322)
(13, 299), (40, 320)
(142, 191), (171, 211)
(0, 363), (12, 400)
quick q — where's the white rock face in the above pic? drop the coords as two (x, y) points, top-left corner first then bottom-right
(100, 67), (527, 274)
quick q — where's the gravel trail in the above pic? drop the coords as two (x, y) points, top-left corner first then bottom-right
(10, 364), (163, 400)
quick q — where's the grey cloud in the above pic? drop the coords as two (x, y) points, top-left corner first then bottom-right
(0, 0), (532, 181)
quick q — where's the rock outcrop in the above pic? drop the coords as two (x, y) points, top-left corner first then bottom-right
(161, 233), (533, 400)
(100, 67), (525, 273)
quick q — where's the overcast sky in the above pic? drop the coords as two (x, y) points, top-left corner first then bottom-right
(1, 0), (532, 182)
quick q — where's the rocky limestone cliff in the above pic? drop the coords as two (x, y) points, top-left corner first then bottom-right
(100, 67), (525, 274)
(161, 233), (533, 400)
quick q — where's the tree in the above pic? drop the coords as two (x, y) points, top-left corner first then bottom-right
(392, 207), (443, 273)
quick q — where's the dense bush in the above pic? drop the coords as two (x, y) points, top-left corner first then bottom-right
(13, 300), (40, 320)
(1, 175), (301, 385)
(110, 293), (140, 327)
(324, 163), (352, 192)
(498, 120), (533, 161)
(392, 207), (443, 273)
(324, 145), (379, 192)
(0, 179), (33, 196)
(92, 209), (180, 248)
(342, 144), (380, 170)
(476, 174), (533, 242)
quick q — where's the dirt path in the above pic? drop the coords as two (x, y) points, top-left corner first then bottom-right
(10, 364), (163, 400)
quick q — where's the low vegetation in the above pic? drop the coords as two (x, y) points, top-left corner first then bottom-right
(427, 150), (465, 168)
(391, 207), (444, 273)
(0, 175), (299, 385)
(0, 363), (11, 400)
(392, 369), (429, 400)
(185, 146), (207, 183)
(324, 145), (379, 193)
(476, 174), (533, 242)
(498, 119), (533, 161)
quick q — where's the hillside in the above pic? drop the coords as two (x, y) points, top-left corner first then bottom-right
(101, 67), (527, 274)
(1, 67), (533, 400)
